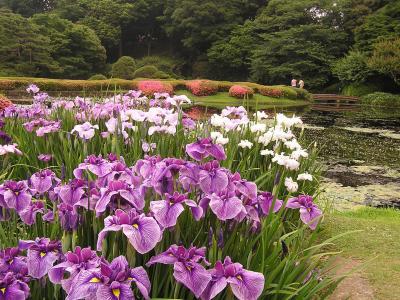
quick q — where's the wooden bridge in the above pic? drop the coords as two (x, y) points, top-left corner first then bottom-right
(312, 94), (360, 104)
(311, 94), (361, 112)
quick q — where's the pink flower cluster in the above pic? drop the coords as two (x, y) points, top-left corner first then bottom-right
(228, 85), (254, 99)
(137, 80), (173, 97)
(186, 80), (218, 96)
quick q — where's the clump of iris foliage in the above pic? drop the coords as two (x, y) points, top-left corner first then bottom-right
(0, 85), (339, 299)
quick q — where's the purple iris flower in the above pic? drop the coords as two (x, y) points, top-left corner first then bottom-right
(0, 181), (31, 213)
(48, 246), (101, 294)
(73, 154), (112, 179)
(95, 180), (145, 215)
(66, 255), (150, 300)
(286, 195), (322, 230)
(200, 256), (265, 300)
(29, 169), (60, 195)
(186, 138), (226, 161)
(178, 162), (200, 191)
(0, 272), (30, 300)
(0, 119), (5, 129)
(54, 179), (86, 205)
(18, 238), (62, 279)
(182, 117), (196, 130)
(0, 131), (12, 144)
(150, 192), (188, 228)
(97, 209), (161, 254)
(98, 161), (136, 187)
(207, 189), (244, 221)
(58, 203), (79, 231)
(0, 248), (27, 274)
(37, 154), (52, 162)
(234, 176), (258, 201)
(146, 244), (211, 298)
(258, 192), (283, 215)
(199, 161), (229, 194)
(18, 201), (45, 225)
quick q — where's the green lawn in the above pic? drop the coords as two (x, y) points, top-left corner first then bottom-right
(176, 89), (309, 110)
(321, 207), (400, 299)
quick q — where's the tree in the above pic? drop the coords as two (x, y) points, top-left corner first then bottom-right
(31, 13), (106, 78)
(354, 1), (400, 52)
(110, 56), (136, 79)
(55, 0), (135, 57)
(0, 0), (56, 17)
(249, 0), (348, 89)
(368, 38), (400, 85)
(0, 9), (59, 76)
(161, 0), (264, 57)
(207, 23), (257, 80)
(332, 51), (373, 83)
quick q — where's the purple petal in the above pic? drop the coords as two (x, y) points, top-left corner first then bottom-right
(96, 282), (134, 300)
(130, 266), (151, 300)
(201, 277), (227, 300)
(122, 216), (161, 254)
(150, 200), (184, 228)
(209, 195), (243, 221)
(173, 262), (211, 298)
(96, 224), (122, 251)
(207, 144), (226, 161)
(66, 270), (102, 300)
(27, 249), (59, 278)
(227, 270), (265, 300)
(299, 207), (322, 230)
(286, 197), (301, 209)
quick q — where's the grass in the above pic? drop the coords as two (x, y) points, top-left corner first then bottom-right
(176, 89), (309, 110)
(320, 207), (400, 299)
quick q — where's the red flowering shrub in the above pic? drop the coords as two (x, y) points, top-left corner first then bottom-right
(259, 87), (284, 98)
(186, 80), (218, 96)
(228, 85), (254, 99)
(0, 95), (12, 110)
(138, 80), (173, 96)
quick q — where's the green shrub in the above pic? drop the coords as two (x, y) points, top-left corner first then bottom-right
(133, 65), (159, 78)
(332, 51), (373, 84)
(278, 86), (298, 99)
(110, 56), (136, 80)
(136, 56), (183, 77)
(88, 74), (107, 80)
(361, 92), (400, 107)
(291, 87), (312, 101)
(153, 70), (171, 79)
(342, 83), (381, 97)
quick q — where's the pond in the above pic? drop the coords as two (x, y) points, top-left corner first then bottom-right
(284, 104), (400, 210)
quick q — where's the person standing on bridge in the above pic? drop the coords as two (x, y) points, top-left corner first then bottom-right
(291, 78), (297, 87)
(298, 79), (304, 89)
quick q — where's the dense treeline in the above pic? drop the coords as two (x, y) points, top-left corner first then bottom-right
(0, 0), (399, 91)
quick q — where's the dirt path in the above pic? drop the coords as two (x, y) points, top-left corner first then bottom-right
(329, 257), (375, 300)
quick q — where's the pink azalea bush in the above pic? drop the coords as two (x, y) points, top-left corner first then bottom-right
(259, 87), (284, 98)
(138, 80), (174, 97)
(229, 85), (254, 99)
(186, 80), (218, 96)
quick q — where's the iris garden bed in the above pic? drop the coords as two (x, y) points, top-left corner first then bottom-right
(0, 85), (339, 299)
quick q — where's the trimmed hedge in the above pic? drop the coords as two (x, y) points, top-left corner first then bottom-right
(0, 77), (311, 101)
